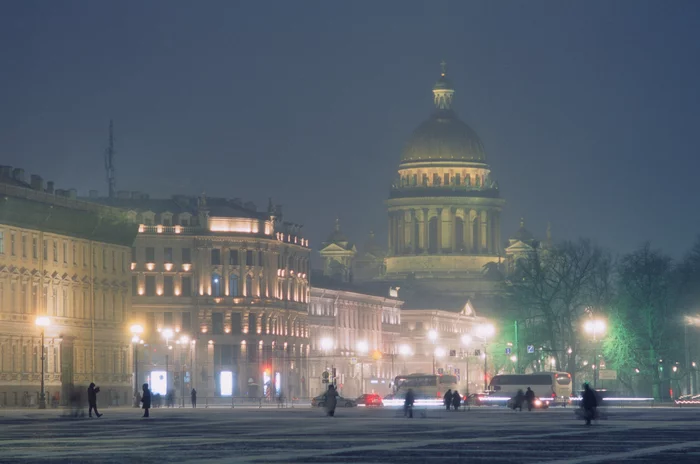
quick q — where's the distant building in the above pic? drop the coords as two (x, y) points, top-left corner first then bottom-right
(0, 166), (137, 407)
(308, 281), (402, 398)
(87, 192), (311, 400)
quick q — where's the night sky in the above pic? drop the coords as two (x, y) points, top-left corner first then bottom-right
(2, 0), (700, 262)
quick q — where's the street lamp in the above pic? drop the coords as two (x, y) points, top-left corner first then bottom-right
(428, 329), (438, 375)
(357, 340), (369, 394)
(460, 334), (472, 394)
(161, 328), (174, 394)
(130, 324), (144, 407)
(475, 323), (495, 391)
(35, 316), (50, 409)
(398, 344), (412, 373)
(583, 318), (607, 389)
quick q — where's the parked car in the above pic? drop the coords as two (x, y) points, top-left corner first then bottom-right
(356, 393), (383, 407)
(312, 393), (357, 408)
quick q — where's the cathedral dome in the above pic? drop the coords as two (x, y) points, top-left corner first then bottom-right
(401, 63), (486, 164)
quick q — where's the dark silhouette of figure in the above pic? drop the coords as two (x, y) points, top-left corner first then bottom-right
(87, 383), (102, 418)
(581, 383), (598, 426)
(404, 388), (415, 418)
(512, 389), (525, 411)
(525, 387), (536, 411)
(141, 384), (151, 418)
(167, 389), (175, 408)
(68, 384), (84, 417)
(191, 388), (197, 408)
(443, 389), (453, 411)
(325, 385), (339, 417)
(452, 390), (462, 411)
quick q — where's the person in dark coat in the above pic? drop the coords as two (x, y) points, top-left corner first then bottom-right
(191, 388), (197, 408)
(525, 387), (536, 411)
(141, 383), (151, 418)
(581, 383), (598, 426)
(443, 389), (453, 411)
(324, 384), (339, 417)
(404, 388), (415, 418)
(87, 383), (102, 418)
(512, 389), (525, 411)
(452, 390), (462, 411)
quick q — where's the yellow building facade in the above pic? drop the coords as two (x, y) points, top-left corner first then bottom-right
(0, 169), (137, 407)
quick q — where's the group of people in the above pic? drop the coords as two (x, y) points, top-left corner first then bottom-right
(443, 389), (463, 411)
(510, 387), (537, 411)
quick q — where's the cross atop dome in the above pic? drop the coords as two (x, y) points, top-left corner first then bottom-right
(433, 60), (455, 110)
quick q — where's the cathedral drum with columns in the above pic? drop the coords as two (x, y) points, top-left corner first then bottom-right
(385, 65), (505, 286)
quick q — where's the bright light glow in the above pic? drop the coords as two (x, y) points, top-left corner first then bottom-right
(510, 355), (518, 362)
(131, 335), (140, 343)
(550, 358), (557, 366)
(138, 288), (144, 296)
(164, 263), (173, 271)
(151, 371), (167, 395)
(130, 262), (136, 270)
(461, 334), (472, 346)
(183, 264), (191, 271)
(673, 366), (678, 372)
(35, 316), (50, 327)
(320, 337), (333, 351)
(476, 323), (496, 339)
(584, 319), (607, 337)
(398, 344), (412, 356)
(174, 225), (182, 234)
(179, 335), (189, 344)
(567, 347), (573, 354)
(434, 347), (446, 357)
(220, 371), (233, 396)
(208, 340), (214, 345)
(357, 340), (369, 354)
(156, 225), (163, 233)
(275, 372), (281, 396)
(146, 263), (155, 271)
(428, 329), (438, 342)
(208, 217), (271, 235)
(161, 328), (174, 342)
(635, 368), (640, 373)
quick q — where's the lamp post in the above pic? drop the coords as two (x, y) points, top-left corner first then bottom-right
(161, 328), (174, 393)
(583, 318), (607, 389)
(35, 316), (50, 409)
(428, 329), (438, 375)
(461, 334), (472, 395)
(476, 323), (495, 392)
(130, 324), (144, 407)
(357, 340), (369, 394)
(398, 344), (412, 374)
(319, 337), (334, 391)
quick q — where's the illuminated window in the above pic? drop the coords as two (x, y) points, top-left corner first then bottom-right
(211, 273), (221, 296)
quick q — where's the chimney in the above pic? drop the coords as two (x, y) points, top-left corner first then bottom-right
(89, 190), (99, 198)
(30, 175), (44, 191)
(117, 190), (130, 199)
(68, 189), (77, 199)
(46, 181), (54, 194)
(12, 168), (25, 184)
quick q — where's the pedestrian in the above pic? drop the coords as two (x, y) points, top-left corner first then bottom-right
(191, 388), (197, 408)
(443, 389), (452, 411)
(324, 384), (339, 417)
(525, 387), (536, 411)
(512, 389), (525, 411)
(87, 383), (102, 418)
(581, 383), (598, 426)
(452, 390), (462, 411)
(141, 383), (151, 418)
(404, 388), (415, 418)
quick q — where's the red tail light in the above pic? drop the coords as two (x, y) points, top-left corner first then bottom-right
(437, 392), (442, 398)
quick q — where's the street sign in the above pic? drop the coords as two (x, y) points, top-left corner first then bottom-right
(322, 371), (330, 383)
(449, 350), (457, 357)
(527, 345), (535, 354)
(474, 349), (481, 356)
(598, 370), (617, 380)
(350, 357), (358, 365)
(505, 347), (512, 355)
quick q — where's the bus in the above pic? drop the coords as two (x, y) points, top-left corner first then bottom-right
(488, 372), (572, 405)
(393, 373), (459, 400)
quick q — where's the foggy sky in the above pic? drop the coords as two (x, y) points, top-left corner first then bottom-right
(2, 0), (699, 261)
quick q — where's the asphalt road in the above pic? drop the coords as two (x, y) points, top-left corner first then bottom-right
(0, 405), (699, 463)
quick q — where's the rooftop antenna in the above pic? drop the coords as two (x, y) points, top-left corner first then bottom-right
(105, 120), (116, 198)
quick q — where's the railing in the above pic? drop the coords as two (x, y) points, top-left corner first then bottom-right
(139, 225), (198, 235)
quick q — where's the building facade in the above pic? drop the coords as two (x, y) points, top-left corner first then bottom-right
(92, 193), (311, 401)
(0, 167), (137, 407)
(308, 285), (402, 398)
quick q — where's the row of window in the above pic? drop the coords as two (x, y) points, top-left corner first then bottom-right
(143, 311), (307, 338)
(129, 211), (194, 227)
(0, 280), (126, 321)
(0, 230), (126, 272)
(400, 173), (488, 188)
(0, 345), (60, 374)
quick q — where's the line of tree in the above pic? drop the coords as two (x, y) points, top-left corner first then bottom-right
(501, 237), (700, 400)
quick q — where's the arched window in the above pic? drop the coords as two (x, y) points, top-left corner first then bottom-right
(258, 276), (265, 297)
(211, 273), (221, 297)
(229, 274), (239, 297)
(428, 217), (438, 254)
(245, 275), (253, 297)
(455, 217), (465, 251)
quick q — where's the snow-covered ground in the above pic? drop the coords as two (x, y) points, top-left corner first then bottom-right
(1, 406), (699, 463)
